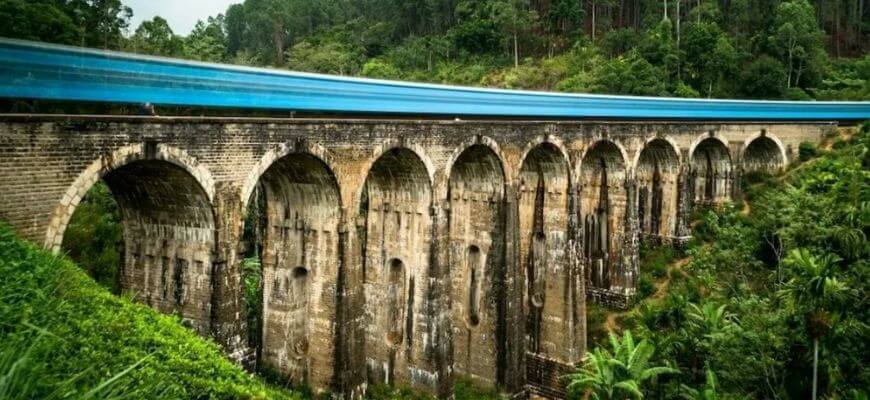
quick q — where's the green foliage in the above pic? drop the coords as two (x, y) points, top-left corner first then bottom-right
(566, 331), (678, 399)
(61, 181), (122, 291)
(244, 256), (263, 350)
(740, 56), (788, 99)
(592, 51), (670, 96)
(127, 16), (185, 57)
(0, 0), (78, 45)
(0, 223), (297, 399)
(454, 377), (502, 400)
(799, 141), (819, 161)
(608, 126), (870, 399)
(185, 16), (229, 62)
(770, 0), (827, 89)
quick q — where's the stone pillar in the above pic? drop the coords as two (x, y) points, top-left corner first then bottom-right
(566, 188), (586, 365)
(429, 201), (453, 398)
(210, 184), (249, 363)
(731, 167), (743, 203)
(335, 208), (365, 398)
(619, 177), (639, 298)
(674, 166), (693, 245)
(503, 184), (525, 392)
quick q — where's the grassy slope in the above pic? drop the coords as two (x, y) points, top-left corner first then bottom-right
(0, 224), (299, 399)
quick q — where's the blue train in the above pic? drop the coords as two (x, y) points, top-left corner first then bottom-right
(0, 38), (868, 120)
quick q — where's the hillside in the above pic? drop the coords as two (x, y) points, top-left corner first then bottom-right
(0, 224), (299, 399)
(578, 124), (869, 399)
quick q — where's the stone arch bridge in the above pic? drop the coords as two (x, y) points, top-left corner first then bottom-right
(0, 114), (833, 398)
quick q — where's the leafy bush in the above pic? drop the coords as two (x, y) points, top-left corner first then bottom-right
(799, 141), (819, 161)
(61, 181), (122, 291)
(0, 224), (297, 399)
(637, 275), (657, 300)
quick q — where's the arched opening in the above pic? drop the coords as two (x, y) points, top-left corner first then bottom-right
(744, 136), (785, 174)
(518, 143), (569, 356)
(359, 147), (432, 387)
(691, 138), (732, 205)
(386, 258), (406, 346)
(61, 159), (216, 334)
(636, 139), (680, 239)
(447, 144), (505, 386)
(580, 140), (627, 292)
(244, 152), (340, 390)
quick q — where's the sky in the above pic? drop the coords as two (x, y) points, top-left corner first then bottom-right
(126, 0), (239, 35)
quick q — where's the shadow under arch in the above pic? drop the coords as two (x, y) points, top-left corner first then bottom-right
(246, 150), (342, 392)
(635, 138), (681, 238)
(517, 141), (570, 358)
(743, 134), (786, 173)
(446, 143), (506, 387)
(358, 146), (434, 389)
(578, 140), (628, 292)
(55, 143), (217, 335)
(690, 137), (733, 204)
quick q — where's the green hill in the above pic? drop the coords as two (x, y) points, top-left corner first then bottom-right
(580, 123), (869, 399)
(0, 224), (300, 399)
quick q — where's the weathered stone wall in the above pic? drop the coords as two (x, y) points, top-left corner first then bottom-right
(0, 116), (835, 398)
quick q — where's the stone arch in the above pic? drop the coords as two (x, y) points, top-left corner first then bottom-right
(635, 138), (681, 238)
(688, 133), (731, 163)
(353, 141), (436, 212)
(439, 135), (508, 200)
(241, 141), (341, 210)
(743, 133), (787, 173)
(359, 147), (433, 389)
(517, 136), (571, 186)
(447, 143), (506, 387)
(45, 143), (215, 252)
(252, 150), (341, 391)
(579, 140), (628, 292)
(517, 141), (570, 358)
(51, 143), (217, 334)
(631, 136), (682, 171)
(690, 137), (733, 204)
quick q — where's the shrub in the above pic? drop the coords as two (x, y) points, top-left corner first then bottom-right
(0, 224), (297, 399)
(637, 275), (657, 299)
(799, 141), (818, 161)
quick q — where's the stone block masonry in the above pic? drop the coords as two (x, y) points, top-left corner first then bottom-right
(0, 115), (834, 398)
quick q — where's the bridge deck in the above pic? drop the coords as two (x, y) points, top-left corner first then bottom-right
(1, 38), (868, 121)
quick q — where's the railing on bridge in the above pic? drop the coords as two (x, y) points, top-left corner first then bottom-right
(0, 38), (869, 120)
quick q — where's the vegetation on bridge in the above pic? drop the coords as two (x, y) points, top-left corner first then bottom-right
(0, 0), (866, 106)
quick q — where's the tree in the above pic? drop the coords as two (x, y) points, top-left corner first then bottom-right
(65, 0), (132, 49)
(286, 39), (365, 75)
(128, 16), (185, 57)
(682, 22), (737, 97)
(224, 3), (247, 56)
(488, 0), (537, 68)
(593, 51), (670, 96)
(770, 0), (827, 88)
(0, 0), (79, 45)
(739, 56), (787, 99)
(566, 331), (678, 399)
(185, 16), (229, 62)
(778, 248), (849, 400)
